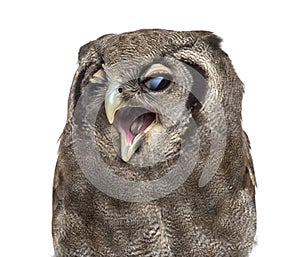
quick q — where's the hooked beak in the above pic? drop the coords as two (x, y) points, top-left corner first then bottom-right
(105, 84), (124, 124)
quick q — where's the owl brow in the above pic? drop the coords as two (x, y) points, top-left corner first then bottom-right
(140, 60), (172, 77)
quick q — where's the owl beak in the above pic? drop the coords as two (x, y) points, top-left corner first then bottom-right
(105, 83), (157, 162)
(120, 130), (144, 162)
(105, 84), (124, 124)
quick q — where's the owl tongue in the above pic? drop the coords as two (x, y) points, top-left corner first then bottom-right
(130, 113), (156, 136)
(130, 115), (145, 136)
(113, 107), (156, 161)
(114, 107), (156, 144)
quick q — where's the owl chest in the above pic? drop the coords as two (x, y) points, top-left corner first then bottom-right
(92, 202), (215, 257)
(92, 206), (172, 256)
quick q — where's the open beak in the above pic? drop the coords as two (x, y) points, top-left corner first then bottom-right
(105, 83), (157, 162)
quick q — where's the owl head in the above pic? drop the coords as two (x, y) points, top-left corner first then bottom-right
(65, 29), (245, 198)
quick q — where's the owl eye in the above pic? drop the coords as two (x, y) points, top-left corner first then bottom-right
(143, 76), (172, 91)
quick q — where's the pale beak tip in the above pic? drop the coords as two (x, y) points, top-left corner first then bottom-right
(121, 155), (130, 162)
(107, 115), (114, 124)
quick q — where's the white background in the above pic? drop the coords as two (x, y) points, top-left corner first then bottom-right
(1, 1), (299, 256)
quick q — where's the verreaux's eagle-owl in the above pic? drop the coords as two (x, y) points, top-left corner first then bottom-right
(52, 29), (256, 257)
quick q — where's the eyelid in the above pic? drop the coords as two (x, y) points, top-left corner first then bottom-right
(145, 77), (164, 90)
(143, 73), (172, 81)
(143, 63), (172, 78)
(143, 75), (172, 91)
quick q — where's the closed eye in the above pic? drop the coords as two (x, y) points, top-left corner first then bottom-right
(143, 76), (172, 91)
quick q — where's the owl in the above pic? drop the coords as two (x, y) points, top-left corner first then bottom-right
(52, 29), (256, 257)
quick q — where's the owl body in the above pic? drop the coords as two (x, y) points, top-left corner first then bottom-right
(52, 29), (256, 257)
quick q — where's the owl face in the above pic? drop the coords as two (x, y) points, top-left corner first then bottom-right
(86, 56), (206, 168)
(69, 30), (232, 191)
